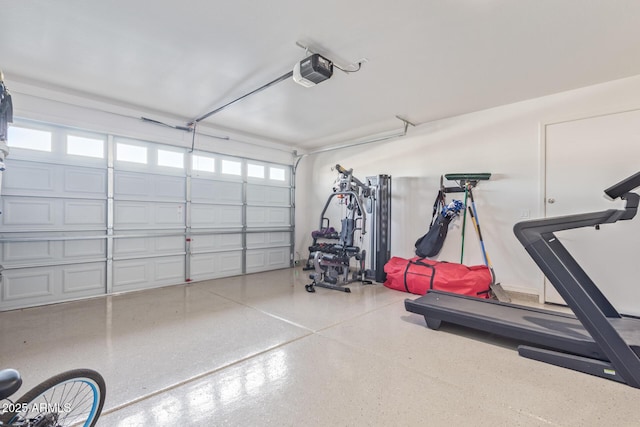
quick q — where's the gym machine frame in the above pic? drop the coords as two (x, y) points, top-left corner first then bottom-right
(305, 165), (391, 293)
(406, 171), (640, 388)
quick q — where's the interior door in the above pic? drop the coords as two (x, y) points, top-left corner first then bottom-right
(545, 109), (640, 316)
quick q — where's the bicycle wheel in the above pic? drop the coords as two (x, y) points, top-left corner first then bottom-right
(0, 368), (105, 427)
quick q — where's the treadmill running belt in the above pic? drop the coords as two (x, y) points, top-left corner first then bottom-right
(405, 290), (606, 361)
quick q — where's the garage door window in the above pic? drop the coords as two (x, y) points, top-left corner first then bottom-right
(247, 163), (265, 179)
(117, 143), (147, 164)
(67, 135), (104, 158)
(269, 166), (286, 181)
(222, 159), (241, 176)
(157, 149), (184, 169)
(193, 155), (215, 172)
(7, 127), (52, 152)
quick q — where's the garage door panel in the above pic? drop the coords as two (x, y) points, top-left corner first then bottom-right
(114, 235), (184, 258)
(190, 204), (214, 227)
(2, 269), (54, 301)
(3, 161), (54, 193)
(113, 256), (185, 292)
(220, 252), (242, 273)
(268, 249), (288, 266)
(190, 253), (217, 279)
(62, 239), (106, 259)
(113, 261), (149, 289)
(246, 207), (290, 227)
(191, 204), (242, 228)
(154, 176), (185, 200)
(114, 173), (147, 197)
(114, 171), (185, 201)
(63, 168), (106, 196)
(246, 185), (290, 206)
(63, 200), (106, 226)
(2, 198), (55, 227)
(114, 202), (185, 229)
(62, 263), (105, 293)
(246, 232), (290, 248)
(2, 198), (106, 230)
(155, 235), (185, 252)
(246, 208), (265, 226)
(220, 206), (243, 225)
(2, 241), (54, 262)
(114, 202), (148, 226)
(3, 161), (106, 199)
(190, 233), (242, 252)
(1, 263), (107, 310)
(155, 257), (185, 282)
(246, 248), (289, 273)
(191, 179), (242, 204)
(114, 237), (149, 256)
(246, 251), (265, 271)
(190, 251), (242, 281)
(1, 239), (105, 264)
(155, 204), (185, 226)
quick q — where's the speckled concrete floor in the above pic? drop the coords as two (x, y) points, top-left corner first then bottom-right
(1, 268), (639, 426)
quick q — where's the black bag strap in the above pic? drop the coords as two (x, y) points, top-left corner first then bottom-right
(430, 192), (446, 228)
(403, 258), (436, 292)
(429, 175), (447, 228)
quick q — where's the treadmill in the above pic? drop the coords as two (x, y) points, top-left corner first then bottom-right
(405, 171), (640, 388)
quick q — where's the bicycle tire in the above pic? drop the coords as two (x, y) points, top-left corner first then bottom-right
(0, 368), (105, 427)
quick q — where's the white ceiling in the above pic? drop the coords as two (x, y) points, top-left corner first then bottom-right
(2, 1), (640, 150)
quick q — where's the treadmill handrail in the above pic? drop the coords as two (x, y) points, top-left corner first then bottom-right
(514, 193), (639, 246)
(605, 171), (640, 200)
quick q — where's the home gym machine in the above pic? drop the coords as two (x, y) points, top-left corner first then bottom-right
(305, 164), (391, 293)
(405, 171), (640, 388)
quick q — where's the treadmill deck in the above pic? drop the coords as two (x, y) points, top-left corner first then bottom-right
(405, 290), (640, 361)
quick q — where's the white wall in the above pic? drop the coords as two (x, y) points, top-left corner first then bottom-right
(295, 74), (640, 298)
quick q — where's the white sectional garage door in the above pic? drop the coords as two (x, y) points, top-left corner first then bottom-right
(245, 171), (292, 274)
(0, 126), (108, 310)
(189, 154), (244, 281)
(112, 138), (188, 293)
(0, 121), (293, 311)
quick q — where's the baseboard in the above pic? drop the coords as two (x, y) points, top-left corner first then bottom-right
(504, 289), (539, 303)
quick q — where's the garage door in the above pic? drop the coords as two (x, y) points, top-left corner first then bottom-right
(0, 121), (293, 311)
(0, 124), (108, 310)
(112, 137), (187, 293)
(188, 153), (244, 281)
(245, 161), (292, 273)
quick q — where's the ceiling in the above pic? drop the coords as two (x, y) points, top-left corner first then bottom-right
(2, 1), (640, 151)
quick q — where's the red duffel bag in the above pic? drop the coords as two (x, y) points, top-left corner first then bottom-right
(383, 256), (491, 298)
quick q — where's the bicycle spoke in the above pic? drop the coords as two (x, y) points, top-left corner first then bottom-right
(15, 379), (99, 426)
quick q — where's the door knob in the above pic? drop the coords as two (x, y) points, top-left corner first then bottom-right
(547, 198), (555, 204)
